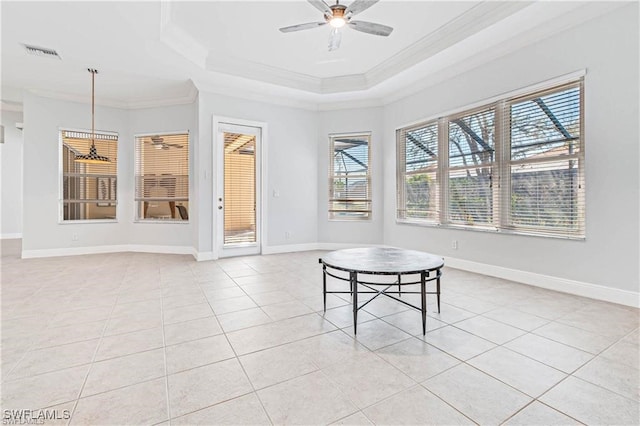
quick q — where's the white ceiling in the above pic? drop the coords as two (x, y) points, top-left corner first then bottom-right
(0, 1), (624, 110)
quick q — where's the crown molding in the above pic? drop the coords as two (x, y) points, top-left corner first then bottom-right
(192, 78), (319, 111)
(161, 1), (533, 95)
(382, 1), (625, 106)
(365, 1), (533, 88)
(159, 1), (208, 69)
(317, 97), (385, 112)
(320, 74), (369, 94)
(26, 88), (130, 109)
(206, 55), (322, 94)
(125, 81), (198, 109)
(1, 100), (23, 112)
(24, 81), (197, 110)
(6, 2), (628, 114)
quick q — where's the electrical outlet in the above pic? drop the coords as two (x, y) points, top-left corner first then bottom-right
(285, 231), (291, 239)
(72, 233), (79, 241)
(451, 240), (458, 250)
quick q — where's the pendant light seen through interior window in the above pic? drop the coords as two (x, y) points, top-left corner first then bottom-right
(75, 68), (110, 164)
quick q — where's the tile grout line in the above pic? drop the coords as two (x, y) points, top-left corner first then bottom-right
(159, 267), (174, 426)
(66, 266), (128, 425)
(187, 259), (275, 425)
(0, 280), (84, 380)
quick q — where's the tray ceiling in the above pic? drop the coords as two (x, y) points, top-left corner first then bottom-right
(0, 1), (624, 109)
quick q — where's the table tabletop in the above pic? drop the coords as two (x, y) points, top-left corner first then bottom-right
(321, 247), (444, 275)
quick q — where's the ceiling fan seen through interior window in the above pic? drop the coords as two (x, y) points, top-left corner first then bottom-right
(146, 136), (184, 150)
(279, 0), (393, 51)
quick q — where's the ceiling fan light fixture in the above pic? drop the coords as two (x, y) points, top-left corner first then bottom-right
(279, 0), (393, 50)
(329, 16), (346, 28)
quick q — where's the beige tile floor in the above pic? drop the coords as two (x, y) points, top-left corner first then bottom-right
(1, 239), (639, 425)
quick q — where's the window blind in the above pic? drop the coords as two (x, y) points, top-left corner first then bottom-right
(506, 82), (584, 236)
(61, 130), (118, 221)
(223, 132), (256, 244)
(396, 122), (439, 221)
(134, 133), (189, 221)
(448, 108), (495, 226)
(395, 78), (584, 239)
(329, 134), (371, 220)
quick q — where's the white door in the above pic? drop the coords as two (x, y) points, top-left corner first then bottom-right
(215, 120), (262, 258)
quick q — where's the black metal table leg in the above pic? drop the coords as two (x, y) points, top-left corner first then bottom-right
(351, 271), (358, 335)
(322, 264), (327, 313)
(421, 271), (427, 335)
(437, 274), (441, 313)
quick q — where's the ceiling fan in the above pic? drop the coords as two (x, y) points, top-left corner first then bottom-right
(279, 0), (393, 51)
(147, 136), (183, 150)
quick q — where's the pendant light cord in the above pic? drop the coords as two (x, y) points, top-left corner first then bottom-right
(88, 68), (98, 147)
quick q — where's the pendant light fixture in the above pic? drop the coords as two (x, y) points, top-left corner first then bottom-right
(75, 68), (110, 164)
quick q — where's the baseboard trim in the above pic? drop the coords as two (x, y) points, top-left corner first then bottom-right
(262, 243), (321, 255)
(262, 242), (386, 255)
(193, 250), (215, 262)
(1, 233), (22, 240)
(128, 245), (193, 255)
(444, 256), (640, 308)
(316, 242), (389, 251)
(22, 244), (194, 259)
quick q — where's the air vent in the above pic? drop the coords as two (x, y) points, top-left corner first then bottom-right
(23, 44), (61, 59)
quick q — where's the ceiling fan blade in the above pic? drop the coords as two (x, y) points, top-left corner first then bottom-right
(328, 27), (342, 51)
(307, 0), (332, 16)
(348, 20), (393, 36)
(279, 21), (326, 33)
(345, 0), (379, 16)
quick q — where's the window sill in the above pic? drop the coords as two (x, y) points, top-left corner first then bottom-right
(134, 219), (189, 224)
(59, 219), (118, 224)
(396, 219), (585, 241)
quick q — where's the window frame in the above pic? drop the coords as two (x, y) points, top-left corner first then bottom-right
(445, 105), (497, 229)
(396, 77), (585, 240)
(502, 82), (585, 237)
(328, 132), (372, 221)
(133, 131), (190, 224)
(58, 127), (119, 224)
(396, 120), (440, 224)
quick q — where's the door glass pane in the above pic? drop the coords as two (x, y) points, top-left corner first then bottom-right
(224, 132), (256, 245)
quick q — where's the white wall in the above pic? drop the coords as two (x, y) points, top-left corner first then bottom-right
(382, 4), (639, 293)
(128, 103), (196, 247)
(0, 110), (23, 238)
(196, 91), (318, 256)
(317, 107), (384, 245)
(21, 93), (196, 254)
